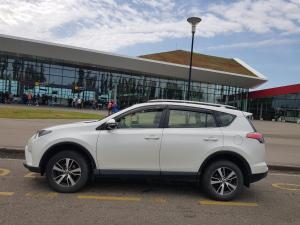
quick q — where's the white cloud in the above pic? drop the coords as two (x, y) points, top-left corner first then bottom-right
(0, 0), (299, 52)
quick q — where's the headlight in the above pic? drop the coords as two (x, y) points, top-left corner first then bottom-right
(37, 130), (52, 137)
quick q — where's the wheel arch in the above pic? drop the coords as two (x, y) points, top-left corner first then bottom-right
(39, 142), (97, 175)
(198, 151), (252, 186)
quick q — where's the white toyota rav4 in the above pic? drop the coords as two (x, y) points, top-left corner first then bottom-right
(24, 100), (268, 201)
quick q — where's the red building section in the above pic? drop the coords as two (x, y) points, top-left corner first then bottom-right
(249, 83), (300, 99)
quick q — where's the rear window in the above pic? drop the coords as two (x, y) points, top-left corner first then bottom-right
(168, 110), (217, 128)
(217, 112), (236, 127)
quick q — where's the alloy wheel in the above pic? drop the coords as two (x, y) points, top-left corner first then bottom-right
(210, 167), (238, 196)
(51, 158), (82, 187)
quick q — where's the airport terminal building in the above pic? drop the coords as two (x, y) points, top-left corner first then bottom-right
(0, 34), (267, 110)
(248, 84), (300, 122)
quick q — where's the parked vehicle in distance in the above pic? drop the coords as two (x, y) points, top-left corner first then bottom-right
(24, 100), (268, 201)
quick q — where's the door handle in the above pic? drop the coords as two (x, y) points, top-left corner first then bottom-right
(203, 137), (218, 141)
(144, 136), (160, 140)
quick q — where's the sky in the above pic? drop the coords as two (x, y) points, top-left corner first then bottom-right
(0, 0), (300, 90)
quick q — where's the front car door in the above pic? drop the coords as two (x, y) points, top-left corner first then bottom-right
(97, 105), (165, 174)
(160, 106), (223, 175)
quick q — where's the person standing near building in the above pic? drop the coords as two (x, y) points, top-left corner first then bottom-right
(112, 101), (119, 114)
(27, 92), (33, 106)
(107, 100), (113, 115)
(77, 98), (82, 109)
(36, 94), (40, 106)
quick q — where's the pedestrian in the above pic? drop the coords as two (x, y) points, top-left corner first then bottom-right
(48, 95), (53, 106)
(77, 98), (82, 109)
(27, 92), (33, 106)
(112, 101), (119, 114)
(54, 96), (57, 105)
(107, 100), (113, 115)
(72, 97), (77, 107)
(35, 94), (40, 106)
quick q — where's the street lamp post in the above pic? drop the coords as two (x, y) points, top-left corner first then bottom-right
(186, 17), (201, 100)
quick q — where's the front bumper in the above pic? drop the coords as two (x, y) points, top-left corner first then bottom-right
(23, 163), (41, 173)
(249, 171), (268, 183)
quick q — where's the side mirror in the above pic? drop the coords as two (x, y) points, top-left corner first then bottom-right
(106, 119), (117, 130)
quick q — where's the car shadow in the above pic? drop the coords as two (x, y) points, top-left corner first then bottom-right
(26, 174), (258, 201)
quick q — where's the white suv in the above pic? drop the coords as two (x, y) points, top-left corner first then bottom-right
(24, 100), (268, 201)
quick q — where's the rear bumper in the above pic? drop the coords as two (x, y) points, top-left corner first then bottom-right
(23, 163), (41, 173)
(249, 171), (268, 183)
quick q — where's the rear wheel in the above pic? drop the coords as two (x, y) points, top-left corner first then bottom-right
(45, 151), (89, 193)
(201, 160), (244, 201)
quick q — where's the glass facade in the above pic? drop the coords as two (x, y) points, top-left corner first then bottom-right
(0, 51), (248, 109)
(248, 93), (300, 123)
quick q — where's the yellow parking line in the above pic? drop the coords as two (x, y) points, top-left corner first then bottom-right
(270, 173), (300, 177)
(199, 200), (258, 207)
(0, 192), (14, 196)
(78, 195), (141, 202)
(272, 183), (300, 191)
(24, 172), (41, 178)
(0, 168), (10, 176)
(152, 197), (167, 204)
(25, 192), (58, 198)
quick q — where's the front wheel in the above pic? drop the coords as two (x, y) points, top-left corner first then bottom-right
(201, 160), (244, 201)
(45, 151), (90, 193)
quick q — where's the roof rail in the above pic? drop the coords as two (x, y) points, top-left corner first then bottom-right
(148, 99), (237, 109)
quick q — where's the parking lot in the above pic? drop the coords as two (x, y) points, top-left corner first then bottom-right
(0, 158), (299, 225)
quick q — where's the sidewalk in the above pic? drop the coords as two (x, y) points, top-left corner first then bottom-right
(0, 118), (299, 168)
(252, 120), (300, 167)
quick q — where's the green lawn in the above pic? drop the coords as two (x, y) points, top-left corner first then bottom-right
(0, 107), (103, 119)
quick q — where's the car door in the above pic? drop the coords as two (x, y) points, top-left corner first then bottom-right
(97, 106), (165, 174)
(160, 107), (223, 174)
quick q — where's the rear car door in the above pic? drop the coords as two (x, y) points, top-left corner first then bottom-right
(160, 106), (223, 174)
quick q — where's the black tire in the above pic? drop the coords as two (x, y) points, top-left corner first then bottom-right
(201, 160), (244, 201)
(45, 150), (90, 193)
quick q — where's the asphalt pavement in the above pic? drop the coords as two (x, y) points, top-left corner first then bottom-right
(0, 158), (299, 225)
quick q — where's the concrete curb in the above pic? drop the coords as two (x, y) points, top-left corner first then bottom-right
(1, 147), (300, 172)
(0, 148), (25, 159)
(268, 164), (300, 172)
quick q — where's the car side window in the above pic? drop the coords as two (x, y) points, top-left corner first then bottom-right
(217, 112), (236, 127)
(168, 110), (216, 128)
(116, 108), (163, 129)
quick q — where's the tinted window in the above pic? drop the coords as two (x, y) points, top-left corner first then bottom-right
(168, 110), (216, 128)
(117, 109), (163, 129)
(217, 112), (236, 126)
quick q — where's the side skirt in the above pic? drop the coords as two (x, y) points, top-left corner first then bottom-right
(93, 169), (199, 182)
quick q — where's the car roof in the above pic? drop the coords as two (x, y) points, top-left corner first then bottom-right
(130, 100), (244, 116)
(148, 99), (237, 109)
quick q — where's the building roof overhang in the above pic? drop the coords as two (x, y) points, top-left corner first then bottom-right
(0, 34), (267, 88)
(249, 83), (300, 99)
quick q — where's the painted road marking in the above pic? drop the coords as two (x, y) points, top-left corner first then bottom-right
(25, 192), (58, 198)
(272, 183), (300, 191)
(199, 200), (258, 207)
(0, 168), (10, 176)
(78, 195), (141, 202)
(24, 172), (42, 178)
(152, 197), (167, 204)
(270, 173), (300, 177)
(0, 192), (14, 196)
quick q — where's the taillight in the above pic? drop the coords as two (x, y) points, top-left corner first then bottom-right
(246, 132), (264, 143)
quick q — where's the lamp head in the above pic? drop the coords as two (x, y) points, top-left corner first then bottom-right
(187, 17), (201, 33)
